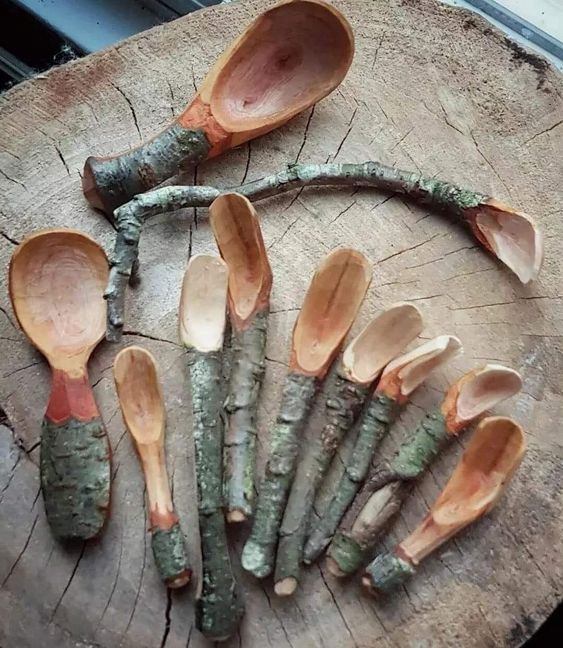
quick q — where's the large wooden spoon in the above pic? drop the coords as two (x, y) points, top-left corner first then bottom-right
(113, 346), (190, 588)
(362, 416), (526, 595)
(83, 0), (354, 217)
(8, 229), (111, 540)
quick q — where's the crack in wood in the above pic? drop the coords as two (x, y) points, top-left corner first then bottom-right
(110, 82), (142, 141)
(49, 541), (87, 622)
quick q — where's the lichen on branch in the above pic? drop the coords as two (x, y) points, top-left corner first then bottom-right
(104, 161), (541, 341)
(242, 372), (318, 579)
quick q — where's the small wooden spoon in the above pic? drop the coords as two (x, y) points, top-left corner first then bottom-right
(209, 193), (272, 522)
(113, 346), (190, 588)
(83, 0), (354, 217)
(8, 229), (111, 540)
(362, 416), (526, 595)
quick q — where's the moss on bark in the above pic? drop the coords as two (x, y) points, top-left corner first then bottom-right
(187, 349), (244, 640)
(363, 551), (416, 595)
(151, 522), (190, 587)
(40, 416), (111, 540)
(84, 124), (211, 217)
(274, 367), (370, 590)
(303, 393), (397, 564)
(224, 310), (269, 521)
(325, 409), (449, 575)
(242, 372), (317, 578)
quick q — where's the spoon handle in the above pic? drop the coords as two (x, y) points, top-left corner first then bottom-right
(140, 449), (191, 589)
(83, 121), (211, 217)
(40, 368), (111, 540)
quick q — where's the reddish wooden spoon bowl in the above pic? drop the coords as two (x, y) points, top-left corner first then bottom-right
(9, 229), (111, 540)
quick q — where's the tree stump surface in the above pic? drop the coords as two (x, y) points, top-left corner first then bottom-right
(1, 1), (562, 646)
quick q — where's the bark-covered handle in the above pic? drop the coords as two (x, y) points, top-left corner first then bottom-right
(241, 372), (318, 578)
(82, 124), (211, 216)
(41, 415), (111, 540)
(151, 522), (191, 589)
(274, 370), (370, 590)
(303, 393), (397, 565)
(188, 350), (245, 640)
(363, 551), (416, 596)
(224, 311), (268, 521)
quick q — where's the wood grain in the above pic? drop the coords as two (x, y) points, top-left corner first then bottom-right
(0, 0), (562, 646)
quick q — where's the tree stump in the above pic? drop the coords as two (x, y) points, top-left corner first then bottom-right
(0, 1), (562, 646)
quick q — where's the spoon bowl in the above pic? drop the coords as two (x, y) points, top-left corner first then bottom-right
(341, 303), (423, 384)
(206, 0), (353, 137)
(9, 229), (111, 540)
(209, 192), (272, 328)
(291, 248), (372, 377)
(9, 229), (107, 369)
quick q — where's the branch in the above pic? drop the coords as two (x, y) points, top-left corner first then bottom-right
(105, 161), (542, 341)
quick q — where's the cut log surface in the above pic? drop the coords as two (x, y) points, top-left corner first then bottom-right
(0, 1), (562, 646)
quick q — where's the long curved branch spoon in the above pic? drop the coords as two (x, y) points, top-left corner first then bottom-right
(179, 254), (244, 641)
(8, 229), (111, 540)
(241, 247), (372, 579)
(209, 192), (273, 523)
(274, 302), (424, 595)
(105, 163), (542, 342)
(113, 346), (190, 588)
(362, 416), (526, 595)
(323, 364), (522, 576)
(83, 0), (354, 217)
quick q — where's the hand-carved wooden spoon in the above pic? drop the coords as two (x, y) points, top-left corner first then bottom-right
(83, 0), (354, 217)
(113, 346), (190, 588)
(362, 416), (526, 595)
(209, 192), (273, 523)
(8, 229), (111, 540)
(179, 254), (244, 640)
(242, 247), (372, 579)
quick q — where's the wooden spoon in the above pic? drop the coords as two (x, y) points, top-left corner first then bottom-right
(8, 229), (111, 540)
(178, 255), (245, 641)
(209, 193), (272, 522)
(242, 248), (372, 579)
(362, 416), (526, 595)
(83, 0), (354, 217)
(113, 346), (190, 588)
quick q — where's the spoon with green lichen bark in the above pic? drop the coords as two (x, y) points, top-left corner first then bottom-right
(113, 346), (190, 589)
(209, 192), (273, 524)
(241, 247), (372, 579)
(362, 416), (526, 595)
(9, 228), (111, 540)
(179, 254), (244, 641)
